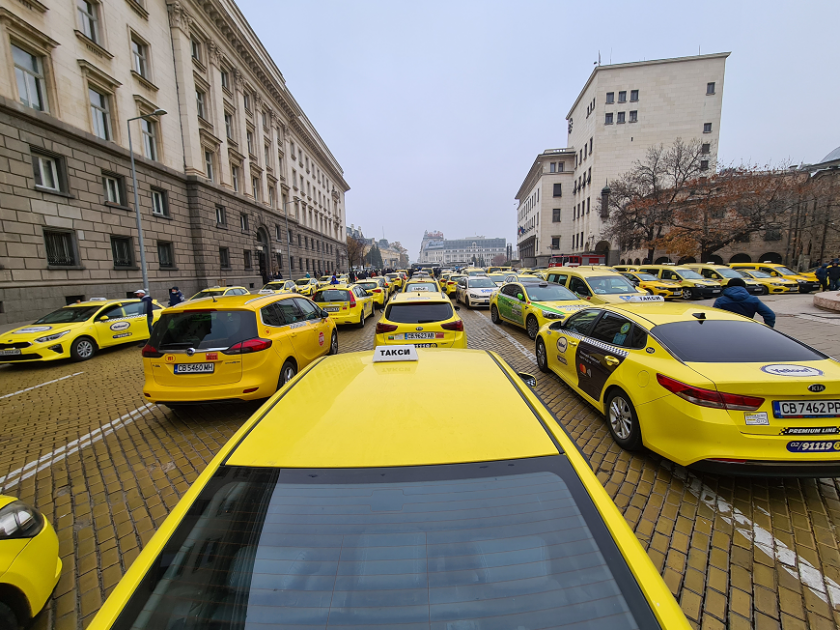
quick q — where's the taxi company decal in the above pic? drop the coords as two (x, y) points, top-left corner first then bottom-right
(556, 354), (568, 365)
(15, 326), (51, 334)
(786, 440), (840, 453)
(556, 337), (568, 353)
(744, 412), (769, 425)
(165, 355), (175, 362)
(782, 427), (840, 436)
(645, 347), (655, 354)
(761, 364), (824, 378)
(110, 321), (130, 331)
(319, 332), (325, 346)
(373, 344), (419, 362)
(112, 332), (131, 339)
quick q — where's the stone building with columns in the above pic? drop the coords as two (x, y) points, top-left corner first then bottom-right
(0, 0), (348, 325)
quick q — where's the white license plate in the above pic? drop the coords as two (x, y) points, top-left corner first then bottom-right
(405, 332), (435, 340)
(0, 349), (21, 356)
(174, 363), (215, 374)
(712, 289), (721, 293)
(414, 343), (437, 348)
(324, 307), (340, 312)
(774, 400), (840, 418)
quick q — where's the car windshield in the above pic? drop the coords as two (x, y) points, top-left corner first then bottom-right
(319, 277), (331, 282)
(34, 306), (101, 324)
(449, 276), (465, 282)
(313, 290), (350, 303)
(742, 270), (771, 278)
(149, 310), (258, 350)
(386, 302), (453, 323)
(676, 270), (703, 280)
(653, 320), (825, 362)
(636, 273), (659, 281)
(468, 278), (496, 288)
(112, 462), (652, 630)
(712, 268), (742, 279)
(405, 283), (435, 292)
(527, 285), (579, 302)
(773, 267), (796, 276)
(261, 283), (285, 290)
(586, 276), (637, 294)
(295, 279), (312, 286)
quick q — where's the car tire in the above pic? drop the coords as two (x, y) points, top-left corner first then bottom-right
(70, 336), (96, 362)
(328, 330), (338, 355)
(358, 310), (365, 328)
(535, 337), (551, 373)
(526, 315), (539, 340)
(278, 360), (297, 389)
(645, 289), (653, 295)
(682, 289), (694, 300)
(761, 286), (769, 296)
(466, 297), (473, 309)
(490, 305), (501, 325)
(605, 389), (643, 451)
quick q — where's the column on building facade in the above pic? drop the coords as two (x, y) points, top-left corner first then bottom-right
(232, 69), (253, 195)
(206, 40), (231, 188)
(166, 3), (203, 176)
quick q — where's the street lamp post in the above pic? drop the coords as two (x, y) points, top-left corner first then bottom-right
(127, 109), (167, 291)
(282, 197), (301, 276)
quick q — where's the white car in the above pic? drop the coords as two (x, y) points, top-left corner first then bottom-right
(455, 276), (498, 308)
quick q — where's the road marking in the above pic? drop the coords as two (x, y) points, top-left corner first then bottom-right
(474, 311), (537, 366)
(0, 404), (155, 493)
(0, 372), (84, 400)
(667, 463), (840, 606)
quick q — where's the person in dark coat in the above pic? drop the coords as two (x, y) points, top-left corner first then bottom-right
(713, 278), (776, 327)
(135, 289), (155, 335)
(815, 263), (829, 291)
(168, 286), (184, 307)
(828, 260), (840, 291)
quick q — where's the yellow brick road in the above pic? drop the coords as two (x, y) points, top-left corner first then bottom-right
(1, 302), (840, 630)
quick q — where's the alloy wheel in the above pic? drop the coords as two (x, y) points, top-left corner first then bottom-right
(609, 396), (634, 440)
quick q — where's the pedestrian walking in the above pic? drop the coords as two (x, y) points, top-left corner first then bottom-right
(135, 289), (155, 337)
(815, 263), (829, 292)
(168, 286), (184, 307)
(330, 273), (338, 285)
(305, 271), (311, 278)
(828, 260), (840, 291)
(713, 278), (776, 328)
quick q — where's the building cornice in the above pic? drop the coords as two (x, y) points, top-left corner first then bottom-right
(514, 149), (575, 201)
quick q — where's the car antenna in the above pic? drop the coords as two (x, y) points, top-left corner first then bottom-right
(212, 295), (217, 302)
(692, 312), (706, 320)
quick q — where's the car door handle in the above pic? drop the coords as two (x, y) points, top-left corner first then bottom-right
(568, 339), (578, 346)
(605, 355), (620, 367)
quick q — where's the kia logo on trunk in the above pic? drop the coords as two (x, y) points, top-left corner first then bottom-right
(809, 384), (826, 393)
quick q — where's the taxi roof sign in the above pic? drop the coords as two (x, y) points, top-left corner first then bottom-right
(618, 294), (665, 302)
(373, 345), (419, 363)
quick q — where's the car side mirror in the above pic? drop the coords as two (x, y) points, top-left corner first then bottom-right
(454, 306), (461, 311)
(517, 294), (525, 301)
(518, 372), (537, 388)
(99, 316), (109, 321)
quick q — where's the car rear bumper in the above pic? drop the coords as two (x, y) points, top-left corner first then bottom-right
(689, 458), (840, 477)
(142, 375), (277, 403)
(373, 332), (467, 349)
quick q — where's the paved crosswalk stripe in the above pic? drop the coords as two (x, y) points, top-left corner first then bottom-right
(0, 371), (84, 400)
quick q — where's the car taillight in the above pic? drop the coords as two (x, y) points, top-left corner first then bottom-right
(373, 289), (382, 293)
(348, 293), (356, 308)
(441, 320), (464, 332)
(142, 345), (163, 358)
(656, 374), (764, 411)
(376, 322), (398, 334)
(223, 338), (273, 354)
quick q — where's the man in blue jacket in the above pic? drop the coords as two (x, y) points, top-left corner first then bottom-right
(713, 278), (776, 327)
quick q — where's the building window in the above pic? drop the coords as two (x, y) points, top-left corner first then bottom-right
(220, 69), (229, 90)
(215, 204), (226, 226)
(703, 122), (712, 133)
(102, 174), (124, 205)
(617, 112), (625, 124)
(131, 37), (148, 78)
(553, 183), (562, 197)
(268, 186), (275, 208)
(298, 234), (302, 246)
(196, 90), (206, 119)
(44, 229), (78, 267)
(190, 38), (201, 61)
(764, 229), (781, 241)
(110, 235), (134, 268)
(141, 117), (157, 160)
(629, 110), (637, 123)
(618, 91), (626, 103)
(231, 165), (239, 191)
(89, 88), (112, 140)
(275, 225), (282, 240)
(244, 249), (252, 269)
(204, 150), (214, 181)
(701, 143), (711, 155)
(605, 113), (613, 125)
(552, 208), (562, 222)
(246, 130), (256, 155)
(243, 91), (251, 111)
(700, 160), (709, 171)
(264, 143), (270, 167)
(31, 152), (62, 192)
(224, 112), (234, 139)
(251, 177), (260, 202)
(630, 89), (639, 102)
(551, 237), (560, 249)
(77, 0), (100, 43)
(240, 213), (249, 232)
(151, 188), (168, 216)
(288, 229), (293, 244)
(557, 162), (564, 172)
(12, 45), (46, 111)
(707, 82), (715, 95)
(157, 241), (174, 268)
(605, 92), (614, 104)
(220, 247), (230, 268)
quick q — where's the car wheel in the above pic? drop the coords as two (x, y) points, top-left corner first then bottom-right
(359, 310), (365, 328)
(278, 360), (297, 389)
(71, 336), (96, 362)
(466, 297), (473, 309)
(490, 305), (501, 325)
(761, 286), (769, 296)
(682, 289), (694, 300)
(606, 389), (643, 451)
(0, 602), (18, 630)
(526, 315), (539, 340)
(645, 289), (653, 295)
(536, 337), (550, 373)
(328, 330), (338, 355)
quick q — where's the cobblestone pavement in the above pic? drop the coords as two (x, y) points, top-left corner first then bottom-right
(2, 293), (840, 629)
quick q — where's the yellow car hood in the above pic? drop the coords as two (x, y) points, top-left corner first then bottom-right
(2, 322), (83, 343)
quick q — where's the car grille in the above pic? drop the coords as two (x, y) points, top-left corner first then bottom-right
(0, 353), (41, 361)
(0, 342), (32, 349)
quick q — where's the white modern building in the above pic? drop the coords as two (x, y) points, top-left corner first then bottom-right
(418, 231), (506, 266)
(516, 53), (728, 267)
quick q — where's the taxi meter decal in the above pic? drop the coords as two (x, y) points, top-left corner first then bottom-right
(786, 440), (840, 453)
(761, 364), (824, 377)
(373, 345), (419, 362)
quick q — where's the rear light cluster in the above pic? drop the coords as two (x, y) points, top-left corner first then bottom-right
(376, 323), (398, 334)
(656, 374), (764, 411)
(349, 293), (356, 308)
(223, 338), (272, 354)
(142, 345), (163, 358)
(441, 320), (464, 332)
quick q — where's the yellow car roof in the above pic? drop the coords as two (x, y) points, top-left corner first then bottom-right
(607, 301), (747, 326)
(564, 267), (623, 276)
(168, 293), (286, 312)
(226, 350), (558, 468)
(73, 298), (129, 307)
(390, 291), (449, 303)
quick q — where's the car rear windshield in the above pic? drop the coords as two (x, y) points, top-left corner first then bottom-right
(196, 289), (225, 297)
(111, 461), (655, 630)
(34, 306), (101, 324)
(468, 278), (496, 288)
(405, 283), (435, 292)
(312, 290), (350, 303)
(653, 320), (825, 363)
(355, 282), (378, 290)
(149, 310), (258, 350)
(386, 302), (453, 323)
(527, 285), (579, 301)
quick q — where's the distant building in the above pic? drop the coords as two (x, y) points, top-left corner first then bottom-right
(418, 232), (506, 266)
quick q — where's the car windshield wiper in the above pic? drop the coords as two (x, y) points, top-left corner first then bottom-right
(416, 319), (440, 324)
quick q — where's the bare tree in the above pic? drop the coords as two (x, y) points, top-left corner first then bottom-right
(491, 253), (507, 266)
(345, 236), (369, 268)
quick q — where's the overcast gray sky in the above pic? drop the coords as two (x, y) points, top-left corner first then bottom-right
(240, 0), (839, 261)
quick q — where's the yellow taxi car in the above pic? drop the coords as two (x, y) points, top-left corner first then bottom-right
(683, 263), (764, 295)
(486, 265), (513, 274)
(544, 267), (647, 304)
(88, 348), (689, 630)
(734, 268), (800, 294)
(292, 277), (319, 296)
(490, 279), (590, 339)
(619, 271), (683, 299)
(375, 292), (467, 348)
(0, 298), (164, 363)
(188, 286), (249, 300)
(312, 284), (375, 326)
(257, 279), (297, 294)
(317, 275), (333, 287)
(635, 265), (722, 300)
(0, 496), (61, 630)
(535, 296), (840, 475)
(385, 272), (404, 290)
(350, 278), (388, 309)
(441, 273), (465, 296)
(140, 293), (337, 404)
(402, 278), (441, 293)
(486, 272), (507, 287)
(502, 272), (541, 284)
(461, 267), (486, 277)
(730, 262), (821, 293)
